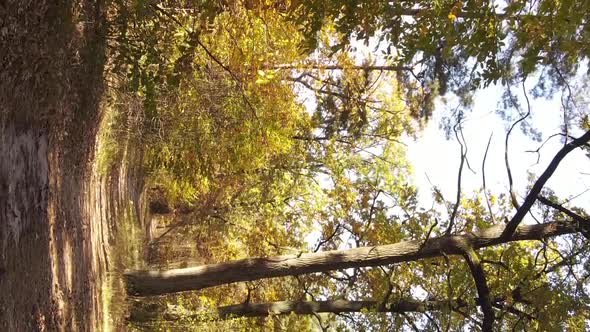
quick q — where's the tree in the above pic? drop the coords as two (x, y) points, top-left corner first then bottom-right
(126, 220), (583, 296)
(291, 0), (590, 89)
(126, 130), (590, 330)
(130, 298), (517, 321)
(106, 1), (590, 331)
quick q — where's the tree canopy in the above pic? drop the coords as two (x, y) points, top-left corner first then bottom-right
(99, 0), (590, 331)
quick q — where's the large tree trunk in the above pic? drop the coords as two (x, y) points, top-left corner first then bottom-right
(125, 221), (579, 296)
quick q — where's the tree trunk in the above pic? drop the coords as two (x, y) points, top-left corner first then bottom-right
(217, 299), (457, 319)
(265, 64), (409, 71)
(125, 221), (579, 296)
(129, 297), (534, 322)
(129, 299), (450, 322)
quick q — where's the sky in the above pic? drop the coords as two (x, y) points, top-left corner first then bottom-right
(300, 73), (590, 251)
(407, 83), (590, 218)
(297, 35), (590, 250)
(340, 27), (590, 216)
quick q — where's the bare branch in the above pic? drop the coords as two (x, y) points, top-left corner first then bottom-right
(504, 86), (530, 210)
(563, 188), (590, 204)
(491, 302), (535, 322)
(482, 133), (496, 223)
(359, 190), (383, 243)
(378, 269), (395, 311)
(314, 223), (343, 252)
(402, 312), (422, 332)
(537, 196), (590, 225)
(525, 133), (563, 165)
(420, 218), (439, 251)
(447, 121), (467, 235)
(501, 129), (590, 239)
(129, 293), (537, 323)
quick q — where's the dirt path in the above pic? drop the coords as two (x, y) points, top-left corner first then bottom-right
(0, 1), (113, 330)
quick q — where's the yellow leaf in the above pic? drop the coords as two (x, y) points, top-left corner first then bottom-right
(352, 222), (362, 234)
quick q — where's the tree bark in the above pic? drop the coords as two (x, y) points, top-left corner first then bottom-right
(125, 221), (580, 296)
(265, 64), (409, 71)
(462, 248), (494, 332)
(218, 298), (535, 321)
(217, 299), (458, 319)
(129, 299), (452, 322)
(129, 297), (532, 322)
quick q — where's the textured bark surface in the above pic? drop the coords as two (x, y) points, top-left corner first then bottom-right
(126, 221), (577, 296)
(128, 296), (524, 322)
(218, 299), (452, 318)
(0, 0), (107, 330)
(462, 249), (494, 332)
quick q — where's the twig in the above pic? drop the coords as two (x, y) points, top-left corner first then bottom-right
(420, 218), (438, 251)
(482, 132), (496, 223)
(563, 188), (590, 204)
(402, 312), (421, 332)
(423, 312), (442, 332)
(312, 312), (329, 332)
(265, 63), (411, 71)
(295, 275), (316, 301)
(552, 63), (575, 146)
(425, 173), (450, 215)
(314, 224), (342, 252)
(504, 82), (532, 209)
(359, 190), (383, 243)
(481, 259), (509, 270)
(459, 123), (476, 174)
(491, 302), (536, 322)
(447, 121), (467, 235)
(524, 133), (562, 165)
(378, 269), (395, 311)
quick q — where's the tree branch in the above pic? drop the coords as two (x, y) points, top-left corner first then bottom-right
(482, 133), (496, 223)
(226, 299), (464, 320)
(501, 130), (590, 239)
(129, 295), (534, 322)
(447, 121), (467, 234)
(126, 220), (582, 296)
(537, 196), (589, 224)
(266, 64), (410, 71)
(150, 4), (258, 117)
(462, 248), (494, 332)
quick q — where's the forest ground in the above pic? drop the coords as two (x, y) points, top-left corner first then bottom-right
(0, 1), (114, 330)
